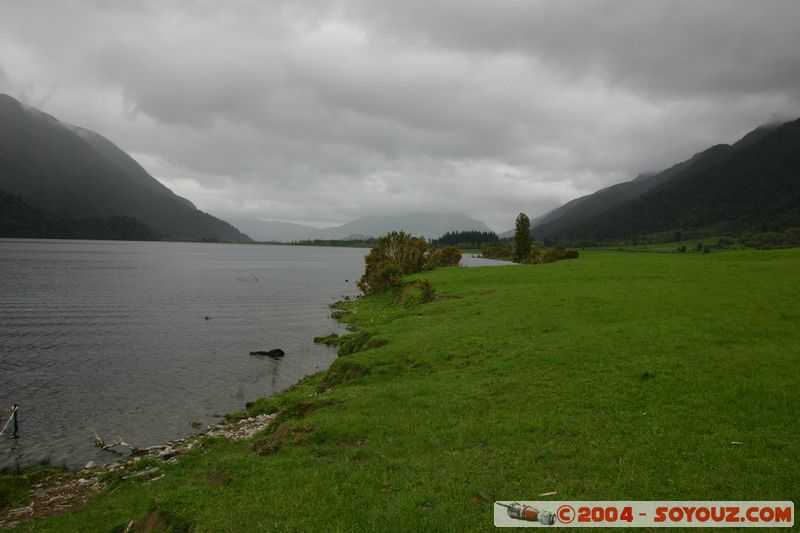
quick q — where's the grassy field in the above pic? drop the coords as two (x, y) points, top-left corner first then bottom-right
(8, 249), (800, 531)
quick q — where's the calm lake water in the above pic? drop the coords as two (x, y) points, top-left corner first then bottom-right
(0, 239), (507, 469)
(0, 240), (368, 469)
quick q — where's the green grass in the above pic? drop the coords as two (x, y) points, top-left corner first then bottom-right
(1, 467), (69, 510)
(0, 474), (29, 511)
(9, 249), (800, 531)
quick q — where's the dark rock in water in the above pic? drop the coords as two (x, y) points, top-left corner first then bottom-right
(249, 349), (285, 358)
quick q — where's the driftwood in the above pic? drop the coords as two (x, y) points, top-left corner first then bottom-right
(3, 413), (277, 529)
(91, 429), (163, 456)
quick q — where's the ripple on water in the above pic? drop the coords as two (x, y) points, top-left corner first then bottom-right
(0, 240), (364, 469)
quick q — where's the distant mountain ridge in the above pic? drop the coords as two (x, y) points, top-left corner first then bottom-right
(229, 212), (492, 242)
(224, 217), (322, 242)
(66, 124), (198, 211)
(0, 94), (249, 241)
(531, 123), (781, 240)
(532, 120), (799, 240)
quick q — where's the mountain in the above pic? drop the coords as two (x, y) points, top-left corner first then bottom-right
(530, 125), (782, 240)
(315, 213), (491, 240)
(228, 212), (492, 242)
(0, 190), (161, 240)
(65, 124), (197, 210)
(0, 94), (249, 241)
(224, 217), (320, 242)
(542, 119), (800, 240)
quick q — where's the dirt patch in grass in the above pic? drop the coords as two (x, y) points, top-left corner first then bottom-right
(252, 425), (289, 455)
(114, 505), (193, 533)
(291, 427), (314, 445)
(205, 469), (232, 487)
(395, 280), (436, 306)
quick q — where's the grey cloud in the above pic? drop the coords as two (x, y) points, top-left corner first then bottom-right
(348, 1), (800, 98)
(1, 1), (799, 231)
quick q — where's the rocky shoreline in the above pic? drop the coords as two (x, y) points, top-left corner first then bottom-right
(0, 412), (276, 529)
(1, 308), (351, 530)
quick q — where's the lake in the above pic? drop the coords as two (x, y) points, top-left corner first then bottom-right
(0, 239), (506, 469)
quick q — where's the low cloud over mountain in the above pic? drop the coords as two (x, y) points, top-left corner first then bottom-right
(1, 1), (799, 230)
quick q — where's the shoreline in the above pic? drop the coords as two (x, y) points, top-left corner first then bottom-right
(4, 250), (796, 529)
(0, 295), (353, 529)
(0, 257), (500, 528)
(0, 411), (279, 529)
(0, 239), (363, 474)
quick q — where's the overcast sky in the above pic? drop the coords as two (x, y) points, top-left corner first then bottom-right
(2, 1), (799, 230)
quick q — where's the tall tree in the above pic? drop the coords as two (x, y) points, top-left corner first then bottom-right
(513, 213), (531, 263)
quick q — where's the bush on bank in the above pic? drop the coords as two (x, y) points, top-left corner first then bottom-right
(356, 232), (462, 294)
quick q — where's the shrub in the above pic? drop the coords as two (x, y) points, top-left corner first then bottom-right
(357, 232), (465, 294)
(742, 228), (800, 249)
(714, 237), (737, 248)
(359, 261), (402, 294)
(481, 241), (513, 260)
(426, 245), (462, 268)
(542, 245), (579, 263)
(418, 279), (436, 303)
(357, 231), (428, 294)
(542, 245), (567, 263)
